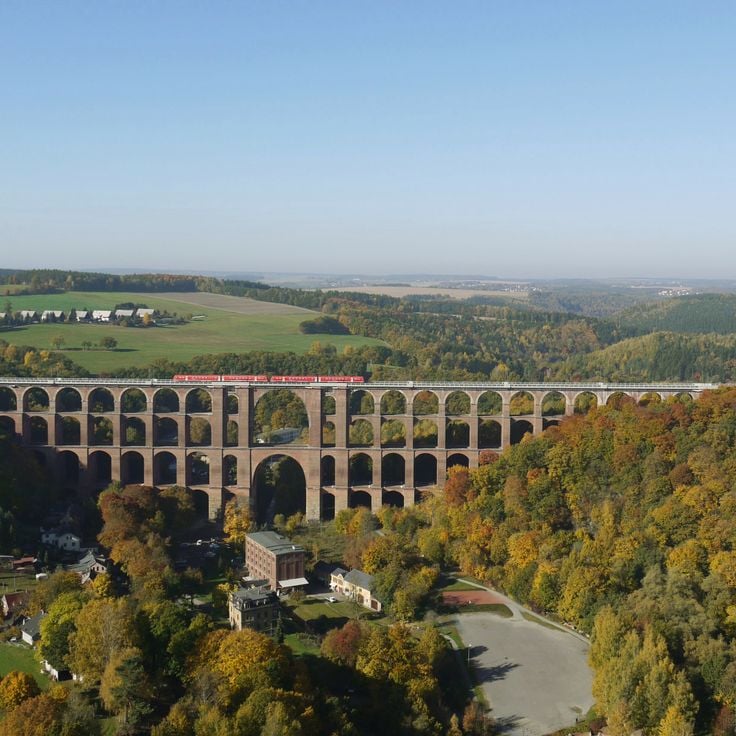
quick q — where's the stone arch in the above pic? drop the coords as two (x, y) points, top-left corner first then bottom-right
(223, 455), (238, 486)
(447, 453), (469, 470)
(574, 391), (598, 414)
(153, 388), (179, 413)
(382, 453), (405, 486)
(92, 416), (113, 445)
(607, 391), (636, 409)
(381, 390), (406, 415)
(322, 491), (336, 521)
(154, 451), (177, 485)
(415, 453), (437, 487)
(0, 416), (15, 440)
(638, 391), (662, 406)
(510, 391), (534, 416)
(543, 418), (562, 430)
(60, 416), (81, 445)
(479, 419), (501, 449)
(0, 387), (17, 412)
(124, 417), (146, 446)
(350, 490), (372, 510)
(541, 391), (566, 416)
(349, 453), (373, 486)
(56, 387), (82, 412)
(122, 451), (144, 485)
(188, 451), (210, 485)
(478, 391), (502, 415)
(321, 455), (336, 486)
(671, 392), (693, 404)
(121, 388), (147, 413)
(446, 420), (470, 448)
(226, 392), (238, 414)
(413, 390), (438, 415)
(252, 389), (308, 446)
(58, 450), (81, 484)
(445, 391), (470, 415)
(349, 419), (374, 447)
(89, 388), (114, 413)
(226, 420), (239, 447)
(252, 454), (306, 524)
(186, 388), (212, 413)
(188, 417), (211, 446)
(381, 419), (406, 448)
(156, 417), (178, 446)
(29, 416), (48, 445)
(350, 389), (374, 415)
(383, 491), (405, 508)
(24, 387), (49, 412)
(89, 451), (112, 487)
(413, 418), (438, 448)
(511, 419), (533, 444)
(322, 420), (336, 448)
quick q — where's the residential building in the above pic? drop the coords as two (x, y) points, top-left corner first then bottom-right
(2, 592), (30, 620)
(63, 550), (107, 584)
(41, 528), (81, 551)
(41, 310), (65, 321)
(21, 611), (46, 645)
(245, 531), (307, 593)
(330, 568), (382, 612)
(91, 310), (112, 322)
(228, 587), (279, 635)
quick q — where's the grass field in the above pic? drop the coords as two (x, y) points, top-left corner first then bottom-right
(0, 291), (384, 373)
(0, 643), (48, 688)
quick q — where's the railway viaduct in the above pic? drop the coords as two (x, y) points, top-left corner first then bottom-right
(0, 378), (714, 521)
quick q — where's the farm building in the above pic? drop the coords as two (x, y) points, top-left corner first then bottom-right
(41, 310), (65, 321)
(92, 310), (112, 322)
(114, 309), (135, 319)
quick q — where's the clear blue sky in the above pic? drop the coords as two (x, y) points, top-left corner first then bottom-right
(1, 2), (734, 278)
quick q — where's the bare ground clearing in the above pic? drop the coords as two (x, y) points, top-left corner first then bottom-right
(150, 292), (316, 315)
(442, 590), (506, 606)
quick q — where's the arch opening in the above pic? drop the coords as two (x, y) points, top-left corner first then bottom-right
(380, 419), (406, 448)
(154, 388), (179, 413)
(121, 388), (147, 413)
(349, 453), (373, 486)
(25, 387), (49, 412)
(381, 390), (406, 415)
(121, 451), (144, 485)
(511, 419), (533, 445)
(639, 392), (662, 407)
(413, 390), (438, 415)
(478, 391), (502, 415)
(479, 419), (501, 449)
(349, 419), (374, 447)
(323, 394), (336, 415)
(253, 389), (308, 446)
(607, 392), (636, 409)
(124, 417), (146, 446)
(349, 390), (374, 415)
(58, 451), (81, 484)
(188, 452), (210, 485)
(89, 388), (114, 413)
(322, 420), (335, 448)
(382, 453), (405, 486)
(321, 455), (336, 486)
(445, 391), (470, 416)
(510, 391), (534, 416)
(447, 453), (469, 470)
(156, 417), (178, 446)
(0, 387), (17, 412)
(89, 451), (112, 487)
(415, 454), (438, 487)
(413, 419), (438, 448)
(188, 417), (211, 447)
(226, 393), (239, 414)
(350, 490), (372, 510)
(154, 451), (177, 485)
(574, 392), (598, 415)
(186, 389), (212, 413)
(60, 416), (81, 445)
(223, 455), (238, 486)
(541, 391), (566, 416)
(0, 416), (15, 441)
(29, 416), (48, 445)
(56, 388), (82, 412)
(321, 491), (336, 521)
(446, 420), (470, 449)
(253, 455), (306, 524)
(226, 420), (239, 447)
(92, 416), (113, 446)
(382, 491), (405, 509)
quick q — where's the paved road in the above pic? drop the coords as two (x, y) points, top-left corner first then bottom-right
(451, 581), (594, 736)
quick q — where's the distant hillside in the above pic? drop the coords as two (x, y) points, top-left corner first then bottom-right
(551, 331), (736, 382)
(616, 293), (736, 334)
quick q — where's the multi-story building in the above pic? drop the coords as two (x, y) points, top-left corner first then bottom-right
(228, 587), (279, 635)
(244, 531), (307, 593)
(330, 568), (382, 612)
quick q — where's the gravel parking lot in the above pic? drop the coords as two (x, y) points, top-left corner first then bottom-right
(451, 587), (594, 736)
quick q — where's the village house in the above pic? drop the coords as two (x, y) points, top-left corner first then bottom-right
(136, 308), (155, 318)
(74, 310), (89, 321)
(21, 611), (46, 645)
(228, 587), (279, 635)
(41, 528), (81, 551)
(63, 550), (108, 584)
(2, 591), (30, 620)
(41, 310), (65, 321)
(330, 568), (382, 612)
(114, 309), (135, 319)
(245, 531), (307, 593)
(19, 310), (37, 321)
(91, 310), (112, 322)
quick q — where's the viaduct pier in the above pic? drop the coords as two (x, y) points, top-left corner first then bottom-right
(0, 378), (713, 521)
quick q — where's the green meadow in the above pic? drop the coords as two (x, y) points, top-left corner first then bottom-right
(0, 291), (384, 373)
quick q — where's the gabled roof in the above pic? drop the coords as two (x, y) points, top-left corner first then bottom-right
(92, 310), (111, 318)
(114, 309), (134, 317)
(331, 567), (349, 578)
(344, 569), (374, 590)
(136, 308), (154, 316)
(21, 611), (46, 639)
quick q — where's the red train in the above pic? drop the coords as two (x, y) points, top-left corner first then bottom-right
(172, 374), (364, 384)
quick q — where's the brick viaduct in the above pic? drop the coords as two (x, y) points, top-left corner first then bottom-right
(0, 378), (713, 522)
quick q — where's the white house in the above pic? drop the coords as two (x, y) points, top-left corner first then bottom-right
(114, 309), (135, 319)
(41, 528), (81, 551)
(92, 310), (112, 322)
(330, 568), (382, 612)
(74, 310), (89, 321)
(136, 308), (155, 318)
(63, 550), (108, 584)
(20, 310), (37, 320)
(41, 310), (65, 321)
(21, 611), (46, 646)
